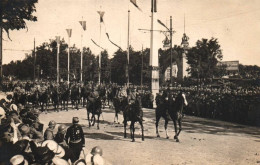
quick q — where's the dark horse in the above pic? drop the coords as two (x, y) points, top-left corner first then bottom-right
(123, 96), (144, 142)
(86, 93), (102, 129)
(155, 91), (187, 142)
(113, 97), (128, 123)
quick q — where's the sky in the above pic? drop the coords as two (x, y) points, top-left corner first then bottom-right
(2, 0), (260, 66)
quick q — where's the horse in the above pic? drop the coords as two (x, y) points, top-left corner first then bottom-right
(123, 96), (144, 142)
(86, 92), (102, 129)
(60, 86), (70, 111)
(38, 88), (50, 113)
(71, 84), (80, 110)
(113, 96), (128, 123)
(155, 91), (187, 142)
(50, 87), (60, 112)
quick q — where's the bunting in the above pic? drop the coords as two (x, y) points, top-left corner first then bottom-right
(106, 33), (122, 50)
(130, 0), (142, 12)
(66, 29), (72, 37)
(56, 36), (60, 44)
(157, 19), (169, 30)
(91, 39), (105, 50)
(79, 21), (86, 30)
(97, 11), (105, 23)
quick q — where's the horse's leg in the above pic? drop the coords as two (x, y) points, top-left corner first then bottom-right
(92, 115), (96, 126)
(114, 111), (117, 123)
(165, 118), (169, 139)
(131, 122), (135, 142)
(97, 114), (100, 130)
(116, 111), (119, 124)
(124, 119), (127, 138)
(87, 112), (91, 127)
(155, 112), (161, 138)
(66, 100), (69, 111)
(173, 120), (178, 141)
(139, 120), (144, 141)
(175, 119), (182, 142)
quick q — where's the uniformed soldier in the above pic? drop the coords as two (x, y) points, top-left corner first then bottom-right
(44, 120), (56, 140)
(65, 117), (85, 160)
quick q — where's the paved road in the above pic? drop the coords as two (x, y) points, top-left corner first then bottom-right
(39, 106), (260, 165)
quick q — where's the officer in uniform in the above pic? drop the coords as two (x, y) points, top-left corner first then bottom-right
(65, 117), (85, 160)
(44, 120), (56, 140)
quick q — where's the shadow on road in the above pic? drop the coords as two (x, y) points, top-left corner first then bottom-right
(143, 109), (260, 138)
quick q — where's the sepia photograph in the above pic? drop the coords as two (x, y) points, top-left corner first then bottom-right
(0, 0), (260, 164)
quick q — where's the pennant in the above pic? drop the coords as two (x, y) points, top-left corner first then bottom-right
(106, 33), (122, 50)
(91, 39), (105, 50)
(56, 36), (60, 44)
(97, 11), (105, 23)
(151, 0), (157, 12)
(66, 29), (72, 37)
(130, 0), (142, 12)
(157, 19), (169, 30)
(79, 21), (86, 30)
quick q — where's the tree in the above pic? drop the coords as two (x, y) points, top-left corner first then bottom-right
(186, 38), (223, 81)
(0, 0), (38, 82)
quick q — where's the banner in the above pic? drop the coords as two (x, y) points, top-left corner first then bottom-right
(91, 39), (105, 50)
(97, 11), (105, 23)
(106, 33), (122, 50)
(66, 29), (72, 37)
(130, 0), (142, 11)
(79, 21), (86, 30)
(56, 36), (60, 44)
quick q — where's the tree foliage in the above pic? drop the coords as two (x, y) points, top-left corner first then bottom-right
(1, 0), (38, 38)
(186, 38), (223, 79)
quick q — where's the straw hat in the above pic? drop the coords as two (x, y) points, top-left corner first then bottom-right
(52, 157), (69, 165)
(10, 155), (28, 165)
(41, 140), (65, 158)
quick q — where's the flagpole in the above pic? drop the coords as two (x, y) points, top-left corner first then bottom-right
(66, 29), (72, 87)
(141, 44), (143, 92)
(33, 38), (36, 82)
(80, 20), (83, 83)
(126, 10), (130, 88)
(98, 16), (101, 85)
(56, 36), (60, 83)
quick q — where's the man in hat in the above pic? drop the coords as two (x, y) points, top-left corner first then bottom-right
(65, 117), (85, 160)
(44, 120), (56, 140)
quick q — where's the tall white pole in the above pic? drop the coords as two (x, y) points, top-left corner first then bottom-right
(56, 36), (60, 83)
(80, 31), (83, 82)
(67, 33), (70, 86)
(150, 0), (159, 108)
(127, 10), (130, 88)
(98, 18), (101, 85)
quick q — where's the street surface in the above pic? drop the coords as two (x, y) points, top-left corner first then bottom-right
(38, 105), (260, 165)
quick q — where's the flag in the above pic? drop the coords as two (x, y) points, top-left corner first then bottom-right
(157, 19), (169, 30)
(106, 33), (122, 50)
(79, 21), (86, 30)
(56, 36), (60, 44)
(66, 29), (72, 37)
(130, 0), (142, 11)
(151, 0), (157, 12)
(91, 39), (105, 50)
(97, 11), (105, 23)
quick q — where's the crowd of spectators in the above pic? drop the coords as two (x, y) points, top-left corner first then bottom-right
(0, 91), (107, 164)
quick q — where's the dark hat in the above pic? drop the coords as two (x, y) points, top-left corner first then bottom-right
(34, 146), (55, 164)
(72, 117), (79, 124)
